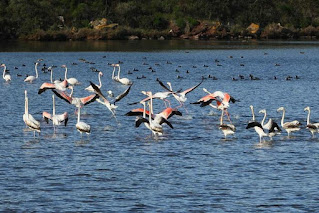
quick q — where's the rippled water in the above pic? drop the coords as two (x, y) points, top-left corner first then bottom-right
(1, 42), (319, 212)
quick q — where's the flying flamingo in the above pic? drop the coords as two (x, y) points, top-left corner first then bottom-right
(38, 66), (68, 94)
(23, 90), (41, 136)
(304, 106), (319, 138)
(42, 95), (68, 132)
(130, 90), (171, 107)
(85, 71), (103, 92)
(52, 85), (98, 109)
(156, 77), (203, 111)
(76, 105), (90, 137)
(1, 64), (11, 82)
(135, 91), (173, 136)
(62, 65), (79, 85)
(24, 60), (41, 83)
(277, 107), (301, 137)
(89, 81), (132, 117)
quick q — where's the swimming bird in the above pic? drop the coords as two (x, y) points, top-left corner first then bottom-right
(62, 65), (79, 85)
(304, 106), (319, 138)
(277, 107), (301, 137)
(23, 90), (41, 136)
(24, 61), (41, 83)
(1, 64), (11, 82)
(42, 95), (68, 132)
(85, 71), (103, 92)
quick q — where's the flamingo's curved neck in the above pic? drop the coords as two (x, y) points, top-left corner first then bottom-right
(261, 111), (266, 126)
(2, 65), (6, 78)
(52, 95), (56, 116)
(280, 109), (285, 126)
(306, 109), (311, 125)
(35, 63), (39, 78)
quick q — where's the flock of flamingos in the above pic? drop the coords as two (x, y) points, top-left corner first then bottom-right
(1, 58), (318, 143)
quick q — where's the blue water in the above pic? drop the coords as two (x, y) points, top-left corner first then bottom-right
(1, 42), (319, 212)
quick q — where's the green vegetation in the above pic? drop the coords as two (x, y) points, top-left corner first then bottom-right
(1, 0), (319, 40)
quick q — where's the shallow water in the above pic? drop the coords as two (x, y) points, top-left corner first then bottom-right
(1, 42), (319, 212)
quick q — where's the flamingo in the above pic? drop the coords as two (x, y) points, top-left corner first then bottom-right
(304, 106), (319, 138)
(62, 65), (79, 85)
(246, 121), (268, 143)
(85, 71), (103, 92)
(24, 61), (40, 83)
(130, 90), (171, 107)
(89, 81), (132, 116)
(135, 91), (173, 136)
(38, 79), (68, 94)
(219, 109), (236, 139)
(42, 95), (68, 132)
(1, 64), (11, 82)
(126, 107), (182, 120)
(116, 64), (132, 85)
(52, 85), (98, 109)
(111, 64), (119, 82)
(259, 109), (281, 140)
(277, 107), (301, 137)
(76, 105), (90, 137)
(250, 105), (255, 122)
(23, 90), (41, 136)
(157, 78), (203, 107)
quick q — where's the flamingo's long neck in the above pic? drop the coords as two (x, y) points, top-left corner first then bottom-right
(117, 66), (121, 78)
(280, 109), (285, 127)
(251, 107), (255, 121)
(112, 67), (115, 79)
(35, 63), (39, 78)
(77, 106), (81, 123)
(2, 65), (6, 78)
(261, 111), (266, 126)
(69, 86), (74, 97)
(52, 95), (56, 116)
(306, 109), (311, 125)
(98, 73), (102, 88)
(149, 92), (153, 125)
(64, 67), (68, 80)
(142, 102), (146, 118)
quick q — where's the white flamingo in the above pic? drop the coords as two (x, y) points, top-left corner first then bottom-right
(76, 105), (90, 137)
(1, 64), (11, 82)
(42, 95), (68, 132)
(85, 71), (103, 92)
(62, 65), (79, 85)
(277, 107), (301, 137)
(304, 106), (319, 138)
(116, 64), (132, 85)
(24, 61), (40, 83)
(111, 64), (119, 82)
(23, 90), (41, 136)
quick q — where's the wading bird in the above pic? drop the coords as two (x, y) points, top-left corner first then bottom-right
(277, 107), (301, 137)
(1, 64), (11, 82)
(23, 90), (41, 137)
